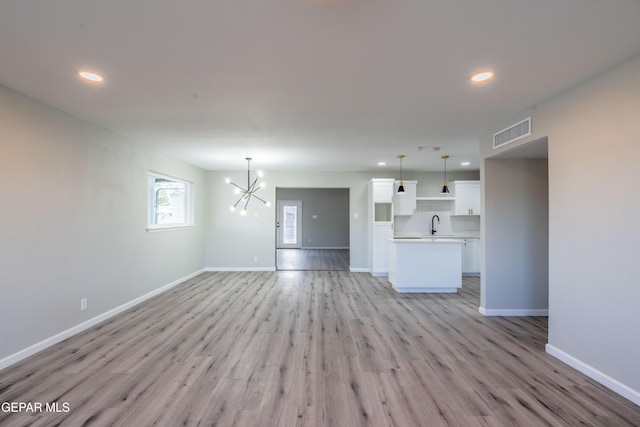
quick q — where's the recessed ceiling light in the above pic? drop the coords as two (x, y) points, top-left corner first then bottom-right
(78, 70), (104, 82)
(377, 162), (387, 166)
(471, 71), (494, 83)
(461, 162), (470, 166)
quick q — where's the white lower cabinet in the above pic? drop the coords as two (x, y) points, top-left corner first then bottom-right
(462, 238), (480, 275)
(371, 222), (393, 276)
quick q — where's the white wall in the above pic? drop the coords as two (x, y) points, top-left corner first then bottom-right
(206, 170), (479, 271)
(480, 54), (640, 402)
(0, 85), (206, 364)
(206, 171), (371, 270)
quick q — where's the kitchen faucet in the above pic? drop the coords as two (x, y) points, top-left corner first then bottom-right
(431, 215), (440, 235)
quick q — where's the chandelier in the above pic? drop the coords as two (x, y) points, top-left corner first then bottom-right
(225, 157), (271, 215)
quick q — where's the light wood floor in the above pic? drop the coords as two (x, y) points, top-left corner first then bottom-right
(1, 272), (639, 426)
(277, 249), (349, 271)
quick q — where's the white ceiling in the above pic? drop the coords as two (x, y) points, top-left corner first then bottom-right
(2, 1), (640, 173)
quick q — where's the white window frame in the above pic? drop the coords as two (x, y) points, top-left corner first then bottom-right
(147, 171), (195, 231)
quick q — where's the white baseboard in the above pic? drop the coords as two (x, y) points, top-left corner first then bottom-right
(394, 287), (458, 293)
(0, 269), (205, 372)
(546, 344), (640, 406)
(205, 267), (276, 272)
(479, 306), (548, 316)
(301, 246), (350, 250)
(370, 272), (388, 277)
(209, 267), (363, 273)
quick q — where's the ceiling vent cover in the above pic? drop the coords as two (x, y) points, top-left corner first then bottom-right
(493, 116), (532, 149)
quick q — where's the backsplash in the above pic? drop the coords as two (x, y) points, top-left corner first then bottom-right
(394, 200), (480, 236)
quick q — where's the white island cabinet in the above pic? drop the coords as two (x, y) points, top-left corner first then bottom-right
(388, 238), (463, 293)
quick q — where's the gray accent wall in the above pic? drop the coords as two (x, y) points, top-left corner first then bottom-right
(277, 188), (349, 249)
(480, 53), (640, 400)
(0, 85), (206, 362)
(482, 158), (549, 313)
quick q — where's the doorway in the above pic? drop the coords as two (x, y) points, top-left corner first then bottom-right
(275, 188), (350, 271)
(482, 137), (549, 317)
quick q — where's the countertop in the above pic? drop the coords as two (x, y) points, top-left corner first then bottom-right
(389, 238), (464, 244)
(393, 232), (480, 240)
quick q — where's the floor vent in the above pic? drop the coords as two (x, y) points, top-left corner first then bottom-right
(493, 116), (532, 149)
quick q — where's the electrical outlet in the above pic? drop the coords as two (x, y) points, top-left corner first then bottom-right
(253, 256), (258, 262)
(80, 298), (87, 311)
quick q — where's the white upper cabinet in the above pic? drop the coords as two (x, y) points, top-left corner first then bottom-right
(451, 181), (481, 216)
(371, 179), (394, 203)
(393, 180), (417, 216)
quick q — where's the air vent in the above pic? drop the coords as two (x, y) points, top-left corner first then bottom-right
(493, 116), (532, 149)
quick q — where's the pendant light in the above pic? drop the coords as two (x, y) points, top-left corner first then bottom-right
(397, 154), (405, 194)
(225, 157), (271, 215)
(440, 155), (450, 194)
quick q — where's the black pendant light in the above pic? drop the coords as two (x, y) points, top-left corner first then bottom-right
(440, 155), (450, 194)
(397, 154), (405, 193)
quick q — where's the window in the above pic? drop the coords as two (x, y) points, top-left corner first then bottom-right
(148, 172), (194, 230)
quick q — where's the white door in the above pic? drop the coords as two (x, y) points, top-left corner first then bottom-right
(277, 200), (302, 249)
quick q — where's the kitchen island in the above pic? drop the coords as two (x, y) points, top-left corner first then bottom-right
(388, 237), (463, 293)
